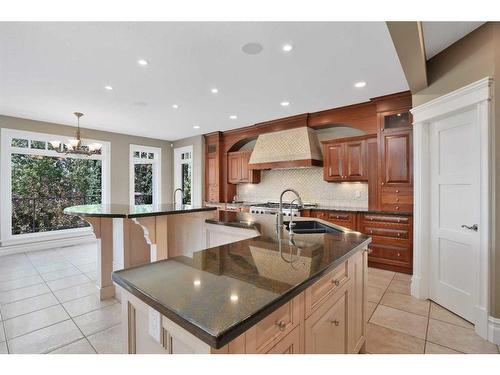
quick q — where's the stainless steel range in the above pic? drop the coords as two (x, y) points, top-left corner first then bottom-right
(249, 202), (317, 217)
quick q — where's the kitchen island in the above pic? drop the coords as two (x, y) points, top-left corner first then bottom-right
(64, 204), (217, 299)
(112, 213), (371, 354)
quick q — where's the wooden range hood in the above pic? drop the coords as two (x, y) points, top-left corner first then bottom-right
(247, 127), (323, 170)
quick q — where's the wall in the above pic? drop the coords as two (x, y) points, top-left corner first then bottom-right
(172, 135), (204, 206)
(236, 126), (368, 208)
(0, 115), (174, 210)
(412, 22), (500, 318)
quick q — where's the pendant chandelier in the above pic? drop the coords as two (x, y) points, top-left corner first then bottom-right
(50, 112), (102, 156)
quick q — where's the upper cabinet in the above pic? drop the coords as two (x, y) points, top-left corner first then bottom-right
(227, 151), (260, 184)
(322, 135), (376, 182)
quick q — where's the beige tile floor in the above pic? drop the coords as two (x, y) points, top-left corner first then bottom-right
(0, 243), (123, 354)
(1, 244), (499, 354)
(366, 267), (500, 354)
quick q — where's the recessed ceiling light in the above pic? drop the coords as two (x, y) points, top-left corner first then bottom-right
(137, 59), (148, 66)
(354, 81), (366, 88)
(193, 125), (200, 129)
(230, 294), (239, 302)
(211, 88), (218, 94)
(172, 104), (179, 109)
(282, 44), (293, 52)
(104, 85), (113, 91)
(241, 42), (263, 55)
(229, 115), (237, 120)
(280, 101), (290, 107)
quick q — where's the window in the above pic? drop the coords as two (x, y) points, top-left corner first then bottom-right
(174, 145), (193, 205)
(130, 145), (161, 206)
(0, 128), (110, 242)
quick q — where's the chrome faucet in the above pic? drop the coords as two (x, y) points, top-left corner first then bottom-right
(276, 188), (302, 231)
(173, 188), (184, 206)
(287, 198), (301, 236)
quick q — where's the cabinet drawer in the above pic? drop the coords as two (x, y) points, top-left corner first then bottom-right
(245, 293), (302, 353)
(305, 260), (349, 317)
(362, 225), (409, 239)
(380, 203), (413, 213)
(327, 212), (352, 222)
(362, 214), (409, 224)
(368, 242), (411, 263)
(381, 187), (413, 205)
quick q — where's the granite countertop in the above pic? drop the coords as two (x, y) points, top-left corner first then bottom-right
(112, 213), (371, 349)
(63, 204), (216, 218)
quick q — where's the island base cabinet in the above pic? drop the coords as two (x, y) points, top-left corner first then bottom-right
(117, 248), (367, 355)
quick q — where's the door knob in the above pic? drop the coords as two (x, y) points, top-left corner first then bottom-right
(461, 224), (478, 231)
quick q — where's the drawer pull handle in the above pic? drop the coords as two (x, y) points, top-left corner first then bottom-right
(330, 320), (340, 326)
(275, 320), (287, 332)
(332, 279), (340, 286)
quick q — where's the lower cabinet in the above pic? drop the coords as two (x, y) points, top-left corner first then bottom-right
(305, 287), (348, 354)
(119, 248), (367, 354)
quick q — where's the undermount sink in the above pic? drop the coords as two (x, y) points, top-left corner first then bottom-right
(284, 220), (342, 234)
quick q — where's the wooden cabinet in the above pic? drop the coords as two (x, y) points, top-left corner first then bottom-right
(380, 129), (412, 187)
(359, 213), (413, 274)
(349, 250), (366, 353)
(227, 151), (260, 184)
(322, 135), (375, 182)
(305, 286), (348, 354)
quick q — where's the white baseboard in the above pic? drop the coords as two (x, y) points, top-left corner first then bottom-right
(0, 234), (96, 256)
(488, 316), (500, 345)
(410, 274), (429, 299)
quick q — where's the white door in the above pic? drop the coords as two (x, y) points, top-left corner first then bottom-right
(429, 108), (480, 322)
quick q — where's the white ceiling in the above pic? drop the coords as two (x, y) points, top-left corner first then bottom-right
(0, 22), (408, 141)
(422, 22), (485, 60)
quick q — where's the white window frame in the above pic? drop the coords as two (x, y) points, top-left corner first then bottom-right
(0, 128), (111, 245)
(174, 145), (194, 205)
(129, 144), (162, 206)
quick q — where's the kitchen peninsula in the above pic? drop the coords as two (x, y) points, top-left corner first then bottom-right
(64, 204), (217, 299)
(112, 213), (370, 354)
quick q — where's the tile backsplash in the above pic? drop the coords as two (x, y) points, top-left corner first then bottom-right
(236, 168), (368, 208)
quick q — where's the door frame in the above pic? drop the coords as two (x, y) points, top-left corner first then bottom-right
(411, 77), (493, 341)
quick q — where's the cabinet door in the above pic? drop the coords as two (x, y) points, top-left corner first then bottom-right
(324, 144), (345, 181)
(240, 152), (249, 181)
(380, 130), (412, 186)
(265, 326), (301, 354)
(305, 289), (348, 354)
(228, 153), (242, 183)
(207, 156), (218, 201)
(345, 140), (366, 181)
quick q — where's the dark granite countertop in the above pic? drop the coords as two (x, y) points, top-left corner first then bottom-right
(112, 213), (371, 349)
(64, 204), (216, 218)
(307, 206), (413, 216)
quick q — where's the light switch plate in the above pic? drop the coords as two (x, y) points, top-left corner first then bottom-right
(148, 307), (161, 343)
(355, 190), (361, 199)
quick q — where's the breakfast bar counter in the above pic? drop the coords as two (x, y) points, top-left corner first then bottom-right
(64, 204), (217, 299)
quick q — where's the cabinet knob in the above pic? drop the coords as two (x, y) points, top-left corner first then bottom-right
(396, 190), (399, 193)
(332, 279), (340, 286)
(395, 206), (399, 210)
(397, 233), (401, 237)
(381, 182), (385, 186)
(275, 320), (287, 332)
(370, 230), (373, 234)
(330, 320), (340, 326)
(397, 252), (401, 257)
(396, 198), (399, 202)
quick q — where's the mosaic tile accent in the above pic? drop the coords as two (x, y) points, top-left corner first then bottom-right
(236, 168), (368, 208)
